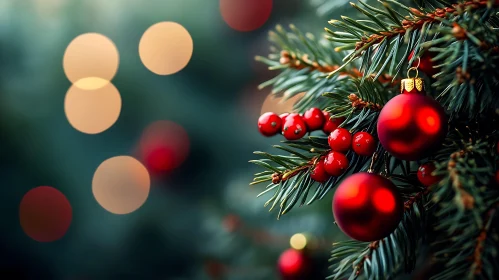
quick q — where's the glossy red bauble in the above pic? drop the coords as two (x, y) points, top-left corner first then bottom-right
(377, 93), (447, 161)
(323, 112), (345, 134)
(333, 172), (404, 241)
(409, 50), (437, 77)
(303, 107), (325, 131)
(323, 151), (349, 176)
(258, 112), (282, 137)
(282, 115), (307, 140)
(417, 162), (442, 187)
(352, 132), (377, 156)
(310, 157), (330, 183)
(278, 249), (309, 280)
(328, 128), (352, 153)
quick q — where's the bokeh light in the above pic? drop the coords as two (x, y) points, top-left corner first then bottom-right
(260, 92), (305, 115)
(92, 156), (150, 215)
(19, 186), (72, 242)
(139, 22), (193, 75)
(64, 81), (122, 134)
(220, 0), (273, 32)
(63, 33), (119, 88)
(138, 121), (190, 174)
(289, 233), (307, 250)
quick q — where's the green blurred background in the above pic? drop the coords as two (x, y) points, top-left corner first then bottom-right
(0, 0), (353, 279)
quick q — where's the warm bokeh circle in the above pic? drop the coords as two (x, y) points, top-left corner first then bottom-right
(220, 0), (273, 32)
(63, 33), (119, 87)
(64, 81), (122, 134)
(139, 22), (193, 75)
(92, 156), (150, 214)
(19, 186), (72, 242)
(260, 92), (305, 115)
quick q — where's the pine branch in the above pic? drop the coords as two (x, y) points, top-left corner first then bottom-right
(471, 201), (499, 278)
(429, 125), (499, 280)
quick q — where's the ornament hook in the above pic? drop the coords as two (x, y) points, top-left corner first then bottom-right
(407, 56), (420, 78)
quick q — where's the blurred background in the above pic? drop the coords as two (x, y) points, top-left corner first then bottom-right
(0, 0), (353, 279)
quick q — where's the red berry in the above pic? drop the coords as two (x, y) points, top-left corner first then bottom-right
(282, 115), (307, 140)
(310, 157), (330, 183)
(352, 132), (377, 156)
(258, 112), (282, 137)
(417, 162), (442, 187)
(323, 112), (346, 134)
(323, 151), (349, 176)
(328, 128), (352, 153)
(302, 107), (325, 131)
(280, 113), (290, 123)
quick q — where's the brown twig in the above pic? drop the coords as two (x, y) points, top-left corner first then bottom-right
(355, 0), (495, 51)
(348, 93), (384, 111)
(471, 201), (499, 275)
(271, 157), (317, 184)
(280, 50), (362, 77)
(447, 150), (475, 209)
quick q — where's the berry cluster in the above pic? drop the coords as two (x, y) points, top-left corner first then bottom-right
(310, 129), (377, 183)
(258, 108), (345, 140)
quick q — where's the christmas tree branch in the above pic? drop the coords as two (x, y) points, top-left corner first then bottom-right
(471, 201), (499, 277)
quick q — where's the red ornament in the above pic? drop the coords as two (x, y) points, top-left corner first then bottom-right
(302, 107), (325, 131)
(323, 151), (349, 176)
(352, 132), (377, 156)
(323, 112), (345, 134)
(282, 115), (307, 140)
(417, 162), (442, 187)
(328, 128), (352, 153)
(377, 78), (447, 161)
(310, 157), (330, 183)
(333, 172), (404, 241)
(409, 50), (437, 77)
(258, 112), (282, 137)
(278, 249), (309, 280)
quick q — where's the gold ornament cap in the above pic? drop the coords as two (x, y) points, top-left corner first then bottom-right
(400, 77), (425, 94)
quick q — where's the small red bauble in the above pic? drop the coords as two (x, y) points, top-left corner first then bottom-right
(282, 115), (307, 140)
(258, 112), (282, 137)
(333, 172), (404, 241)
(323, 151), (349, 176)
(278, 249), (309, 280)
(409, 50), (437, 77)
(377, 79), (447, 161)
(303, 107), (325, 131)
(417, 162), (442, 187)
(328, 128), (352, 153)
(323, 112), (345, 134)
(310, 157), (330, 183)
(352, 132), (377, 156)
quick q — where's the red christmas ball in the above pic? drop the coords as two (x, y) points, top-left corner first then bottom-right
(409, 50), (437, 77)
(302, 107), (325, 131)
(278, 249), (309, 280)
(352, 132), (377, 156)
(328, 128), (352, 153)
(417, 162), (442, 187)
(377, 93), (447, 161)
(310, 157), (330, 183)
(258, 112), (282, 137)
(333, 172), (404, 241)
(283, 115), (307, 140)
(323, 112), (345, 134)
(324, 151), (349, 176)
